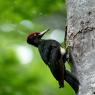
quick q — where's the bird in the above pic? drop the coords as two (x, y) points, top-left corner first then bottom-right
(27, 29), (79, 94)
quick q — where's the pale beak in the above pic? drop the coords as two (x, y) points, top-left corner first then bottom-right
(40, 29), (50, 36)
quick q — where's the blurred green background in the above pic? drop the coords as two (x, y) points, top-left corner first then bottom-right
(0, 0), (75, 95)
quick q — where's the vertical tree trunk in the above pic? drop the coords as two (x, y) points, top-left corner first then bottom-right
(66, 0), (95, 95)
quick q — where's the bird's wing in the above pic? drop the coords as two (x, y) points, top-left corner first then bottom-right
(48, 46), (64, 85)
(38, 41), (61, 65)
(38, 42), (65, 87)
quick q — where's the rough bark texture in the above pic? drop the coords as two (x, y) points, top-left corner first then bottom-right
(66, 0), (95, 95)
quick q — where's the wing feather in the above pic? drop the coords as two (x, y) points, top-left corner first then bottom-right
(38, 40), (65, 87)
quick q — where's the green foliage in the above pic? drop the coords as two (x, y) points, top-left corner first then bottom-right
(0, 0), (75, 95)
(0, 0), (65, 22)
(0, 46), (75, 95)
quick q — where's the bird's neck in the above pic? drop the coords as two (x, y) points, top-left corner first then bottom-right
(33, 38), (43, 47)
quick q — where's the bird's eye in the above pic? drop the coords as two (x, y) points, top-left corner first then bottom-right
(34, 34), (37, 36)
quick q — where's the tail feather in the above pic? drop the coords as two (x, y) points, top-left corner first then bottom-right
(64, 70), (80, 94)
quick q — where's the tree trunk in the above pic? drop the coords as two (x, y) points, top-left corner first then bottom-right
(66, 0), (95, 95)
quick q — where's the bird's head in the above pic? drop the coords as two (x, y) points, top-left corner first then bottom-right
(27, 29), (49, 47)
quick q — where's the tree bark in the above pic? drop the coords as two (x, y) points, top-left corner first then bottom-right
(66, 0), (95, 95)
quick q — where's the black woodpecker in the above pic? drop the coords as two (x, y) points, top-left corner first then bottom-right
(27, 29), (79, 94)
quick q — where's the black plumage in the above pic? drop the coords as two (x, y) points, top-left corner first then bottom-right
(27, 29), (79, 94)
(38, 40), (65, 87)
